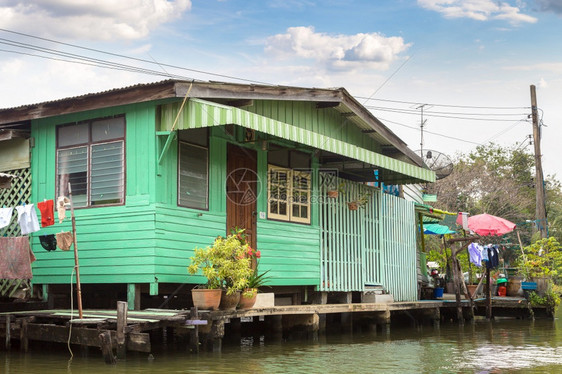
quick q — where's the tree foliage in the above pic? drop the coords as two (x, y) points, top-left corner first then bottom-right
(428, 142), (562, 248)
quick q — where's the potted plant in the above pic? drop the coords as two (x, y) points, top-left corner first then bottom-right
(516, 237), (562, 296)
(187, 229), (254, 310)
(327, 182), (345, 199)
(239, 268), (271, 309)
(348, 192), (370, 211)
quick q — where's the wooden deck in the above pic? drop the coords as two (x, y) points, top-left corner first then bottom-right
(0, 297), (549, 363)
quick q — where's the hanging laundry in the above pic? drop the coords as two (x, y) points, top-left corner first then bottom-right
(16, 204), (40, 235)
(486, 245), (500, 269)
(468, 242), (483, 267)
(0, 236), (36, 279)
(481, 245), (489, 262)
(56, 231), (73, 251)
(37, 199), (55, 227)
(57, 196), (70, 223)
(39, 234), (57, 251)
(0, 207), (13, 229)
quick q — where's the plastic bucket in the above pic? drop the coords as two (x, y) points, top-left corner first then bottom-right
(497, 286), (507, 297)
(433, 287), (444, 299)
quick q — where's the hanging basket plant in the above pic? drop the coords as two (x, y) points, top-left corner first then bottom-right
(327, 182), (346, 199)
(347, 192), (370, 211)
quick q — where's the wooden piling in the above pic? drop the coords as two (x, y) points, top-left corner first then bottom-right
(189, 307), (199, 354)
(98, 331), (116, 364)
(20, 318), (28, 352)
(116, 301), (127, 360)
(5, 315), (11, 349)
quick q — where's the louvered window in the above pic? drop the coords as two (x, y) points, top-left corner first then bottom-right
(177, 128), (209, 210)
(56, 116), (125, 208)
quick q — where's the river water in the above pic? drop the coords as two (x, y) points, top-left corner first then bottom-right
(3, 312), (562, 374)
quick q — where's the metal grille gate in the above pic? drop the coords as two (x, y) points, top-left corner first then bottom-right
(319, 175), (417, 301)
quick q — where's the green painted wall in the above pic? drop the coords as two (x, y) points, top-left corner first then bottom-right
(30, 100), (328, 289)
(30, 103), (158, 285)
(246, 100), (382, 153)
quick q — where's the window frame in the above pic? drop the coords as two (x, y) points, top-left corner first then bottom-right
(267, 164), (311, 224)
(55, 116), (126, 209)
(177, 140), (209, 211)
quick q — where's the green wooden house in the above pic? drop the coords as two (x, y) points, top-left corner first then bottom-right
(0, 80), (435, 309)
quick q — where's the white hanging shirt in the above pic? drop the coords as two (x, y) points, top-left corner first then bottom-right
(16, 204), (40, 235)
(0, 207), (13, 229)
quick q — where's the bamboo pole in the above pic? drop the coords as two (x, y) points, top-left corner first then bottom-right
(68, 183), (83, 319)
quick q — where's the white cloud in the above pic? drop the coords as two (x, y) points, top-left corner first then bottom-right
(417, 0), (537, 24)
(538, 77), (548, 88)
(0, 0), (191, 40)
(265, 26), (411, 71)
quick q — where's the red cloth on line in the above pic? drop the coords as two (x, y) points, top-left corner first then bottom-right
(37, 199), (55, 227)
(0, 236), (36, 279)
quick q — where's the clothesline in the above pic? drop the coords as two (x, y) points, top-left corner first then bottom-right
(0, 197), (74, 252)
(0, 196), (71, 233)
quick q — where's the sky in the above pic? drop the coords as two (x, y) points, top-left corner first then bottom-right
(1, 0), (561, 180)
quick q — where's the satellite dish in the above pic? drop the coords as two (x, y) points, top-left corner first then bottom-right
(416, 149), (453, 180)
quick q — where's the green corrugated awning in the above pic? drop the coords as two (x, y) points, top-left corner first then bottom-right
(162, 98), (435, 183)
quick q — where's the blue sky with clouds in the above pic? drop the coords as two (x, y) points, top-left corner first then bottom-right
(1, 0), (561, 178)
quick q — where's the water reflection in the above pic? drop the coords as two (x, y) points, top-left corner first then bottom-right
(3, 314), (562, 374)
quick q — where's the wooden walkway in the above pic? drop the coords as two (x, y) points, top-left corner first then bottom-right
(0, 297), (548, 363)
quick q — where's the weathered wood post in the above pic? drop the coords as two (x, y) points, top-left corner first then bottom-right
(188, 307), (199, 354)
(20, 318), (28, 352)
(486, 268), (492, 319)
(265, 315), (283, 342)
(451, 249), (463, 323)
(116, 301), (128, 359)
(5, 315), (11, 349)
(99, 331), (116, 364)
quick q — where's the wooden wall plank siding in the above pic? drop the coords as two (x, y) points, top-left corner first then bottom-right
(256, 219), (321, 286)
(28, 93), (417, 298)
(30, 104), (159, 286)
(319, 178), (418, 301)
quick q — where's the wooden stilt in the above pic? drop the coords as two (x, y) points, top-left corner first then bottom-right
(5, 315), (11, 350)
(486, 267), (492, 319)
(20, 318), (28, 352)
(189, 307), (199, 353)
(98, 331), (116, 365)
(451, 252), (463, 322)
(116, 301), (127, 360)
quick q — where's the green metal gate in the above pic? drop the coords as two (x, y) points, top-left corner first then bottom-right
(319, 176), (417, 301)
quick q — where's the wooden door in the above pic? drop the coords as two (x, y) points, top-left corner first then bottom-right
(226, 144), (258, 249)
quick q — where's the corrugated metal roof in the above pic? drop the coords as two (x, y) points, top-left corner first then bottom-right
(0, 79), (426, 168)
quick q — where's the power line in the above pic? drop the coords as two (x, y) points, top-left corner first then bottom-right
(0, 38), (190, 79)
(377, 116), (482, 145)
(358, 95), (530, 110)
(367, 105), (529, 122)
(0, 28), (272, 85)
(483, 120), (527, 143)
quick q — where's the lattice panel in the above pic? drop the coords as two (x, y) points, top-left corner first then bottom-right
(0, 279), (31, 298)
(0, 167), (31, 237)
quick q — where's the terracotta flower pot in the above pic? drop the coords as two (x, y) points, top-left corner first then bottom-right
(467, 284), (478, 297)
(191, 288), (222, 311)
(348, 202), (358, 211)
(238, 289), (258, 309)
(219, 290), (241, 311)
(327, 190), (339, 199)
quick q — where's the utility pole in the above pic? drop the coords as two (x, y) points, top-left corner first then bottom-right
(530, 85), (548, 239)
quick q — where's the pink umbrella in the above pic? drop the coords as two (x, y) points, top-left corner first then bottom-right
(456, 213), (516, 236)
